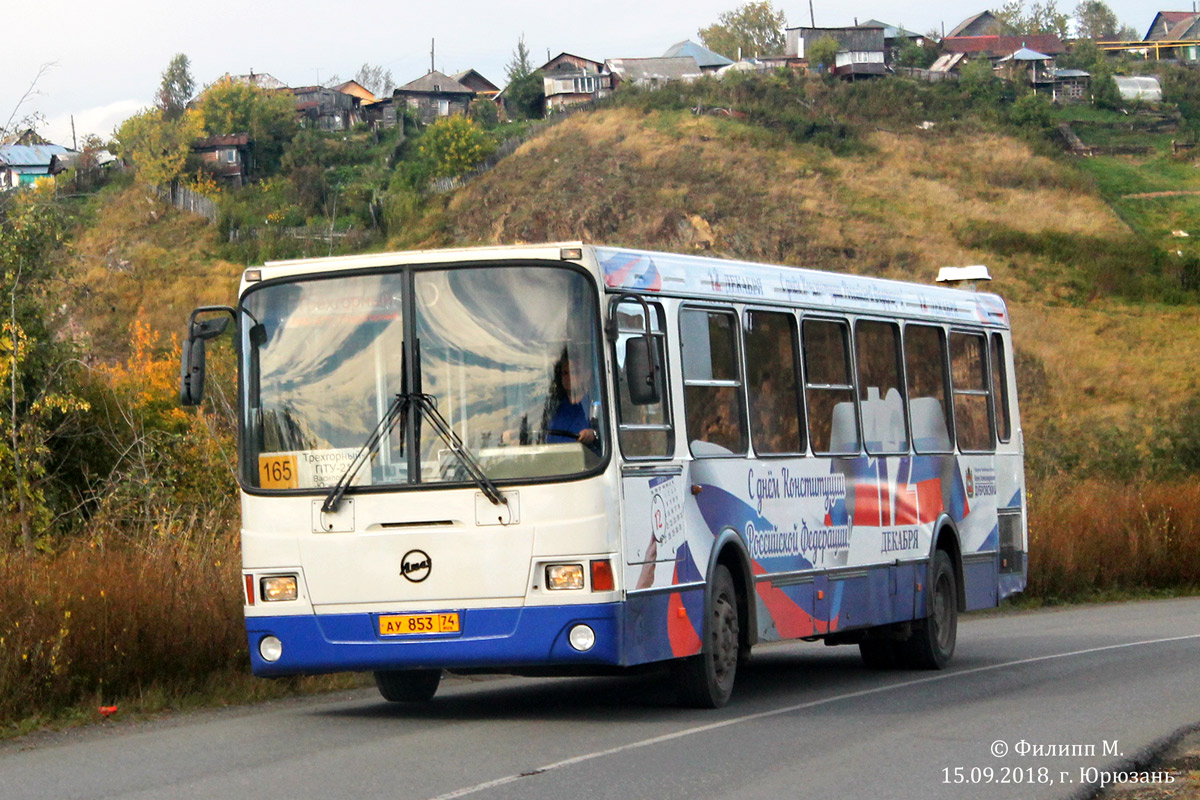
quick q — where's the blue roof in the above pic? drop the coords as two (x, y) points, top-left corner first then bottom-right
(0, 144), (70, 167)
(663, 40), (734, 68)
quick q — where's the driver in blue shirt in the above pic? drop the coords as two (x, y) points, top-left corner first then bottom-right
(544, 350), (598, 448)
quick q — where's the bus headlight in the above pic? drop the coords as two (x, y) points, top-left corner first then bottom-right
(261, 576), (298, 602)
(545, 564), (584, 590)
(259, 635), (283, 662)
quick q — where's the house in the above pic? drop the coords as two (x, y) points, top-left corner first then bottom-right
(451, 69), (500, 98)
(1045, 68), (1091, 101)
(539, 52), (612, 112)
(393, 70), (475, 124)
(1142, 11), (1200, 61)
(191, 133), (252, 187)
(0, 143), (70, 190)
(223, 71), (288, 90)
(663, 40), (734, 71)
(940, 34), (1066, 62)
(288, 85), (361, 130)
(362, 97), (401, 129)
(332, 80), (377, 104)
(786, 26), (888, 77)
(605, 57), (703, 88)
(854, 20), (925, 64)
(946, 11), (1010, 38)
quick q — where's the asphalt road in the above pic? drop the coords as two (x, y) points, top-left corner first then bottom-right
(3, 597), (1199, 800)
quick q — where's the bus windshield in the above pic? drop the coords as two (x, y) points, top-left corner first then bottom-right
(241, 264), (605, 492)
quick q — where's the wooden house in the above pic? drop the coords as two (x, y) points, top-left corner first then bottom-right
(451, 69), (501, 98)
(191, 133), (252, 187)
(605, 57), (703, 88)
(540, 52), (612, 112)
(0, 143), (70, 190)
(288, 86), (362, 131)
(786, 26), (888, 77)
(394, 71), (475, 124)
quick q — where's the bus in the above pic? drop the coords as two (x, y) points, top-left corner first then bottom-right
(181, 243), (1026, 708)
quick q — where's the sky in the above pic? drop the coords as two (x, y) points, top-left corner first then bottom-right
(1, 0), (1173, 148)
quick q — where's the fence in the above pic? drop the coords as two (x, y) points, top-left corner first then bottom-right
(155, 183), (218, 223)
(895, 67), (958, 83)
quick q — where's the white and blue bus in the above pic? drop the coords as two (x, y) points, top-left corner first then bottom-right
(181, 243), (1026, 708)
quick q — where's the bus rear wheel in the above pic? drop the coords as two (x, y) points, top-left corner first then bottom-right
(674, 564), (740, 709)
(899, 550), (957, 670)
(374, 668), (442, 702)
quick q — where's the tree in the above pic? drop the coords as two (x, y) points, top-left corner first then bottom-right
(503, 35), (544, 120)
(156, 54), (194, 121)
(505, 34), (536, 84)
(1073, 0), (1119, 39)
(354, 63), (395, 98)
(197, 80), (298, 175)
(115, 107), (205, 187)
(0, 183), (88, 553)
(419, 115), (496, 178)
(1089, 62), (1122, 110)
(807, 36), (841, 72)
(995, 0), (1070, 38)
(699, 1), (787, 60)
(960, 58), (1003, 105)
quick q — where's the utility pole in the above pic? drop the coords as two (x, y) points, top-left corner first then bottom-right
(809, 0), (815, 27)
(70, 115), (77, 151)
(431, 38), (435, 73)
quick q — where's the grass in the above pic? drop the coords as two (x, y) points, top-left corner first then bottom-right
(0, 528), (366, 739)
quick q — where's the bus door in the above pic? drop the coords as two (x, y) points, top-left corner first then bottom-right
(611, 299), (701, 663)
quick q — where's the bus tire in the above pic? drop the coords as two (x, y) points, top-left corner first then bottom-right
(673, 564), (740, 709)
(900, 550), (957, 670)
(859, 639), (898, 670)
(374, 668), (442, 702)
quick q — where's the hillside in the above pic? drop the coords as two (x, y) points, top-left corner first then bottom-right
(72, 98), (1200, 478)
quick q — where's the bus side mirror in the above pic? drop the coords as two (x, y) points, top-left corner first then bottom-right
(180, 309), (234, 406)
(625, 335), (661, 406)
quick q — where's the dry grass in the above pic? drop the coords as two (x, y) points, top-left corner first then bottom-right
(69, 185), (243, 363)
(1027, 475), (1200, 600)
(0, 524), (362, 735)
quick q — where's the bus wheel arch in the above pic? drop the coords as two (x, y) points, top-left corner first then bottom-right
(673, 531), (755, 708)
(931, 518), (966, 614)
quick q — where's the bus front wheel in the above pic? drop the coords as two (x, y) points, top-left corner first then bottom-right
(900, 550), (958, 670)
(674, 564), (740, 709)
(374, 668), (442, 702)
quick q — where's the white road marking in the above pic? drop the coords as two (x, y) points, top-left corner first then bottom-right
(427, 632), (1200, 800)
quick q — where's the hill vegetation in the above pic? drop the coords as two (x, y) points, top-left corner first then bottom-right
(3, 67), (1200, 733)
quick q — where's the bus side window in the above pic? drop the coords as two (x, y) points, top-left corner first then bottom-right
(990, 332), (1012, 443)
(855, 320), (908, 455)
(950, 331), (995, 452)
(680, 308), (747, 456)
(614, 302), (674, 459)
(802, 318), (858, 455)
(904, 324), (953, 454)
(744, 310), (804, 455)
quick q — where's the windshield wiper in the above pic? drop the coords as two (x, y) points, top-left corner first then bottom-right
(322, 394), (408, 513)
(321, 392), (506, 513)
(409, 392), (507, 507)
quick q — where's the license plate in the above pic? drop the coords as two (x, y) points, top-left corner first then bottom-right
(379, 612), (460, 636)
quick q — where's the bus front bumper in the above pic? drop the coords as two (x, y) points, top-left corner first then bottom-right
(247, 602), (624, 676)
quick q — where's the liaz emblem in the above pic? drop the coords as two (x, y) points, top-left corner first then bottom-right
(401, 549), (432, 582)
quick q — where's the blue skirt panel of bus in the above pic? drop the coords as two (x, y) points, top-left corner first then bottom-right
(247, 603), (622, 676)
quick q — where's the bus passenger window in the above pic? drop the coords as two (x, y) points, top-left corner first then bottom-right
(681, 308), (747, 456)
(613, 302), (673, 459)
(802, 318), (858, 455)
(745, 310), (804, 455)
(950, 331), (994, 452)
(855, 320), (908, 455)
(905, 324), (952, 454)
(990, 332), (1012, 443)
